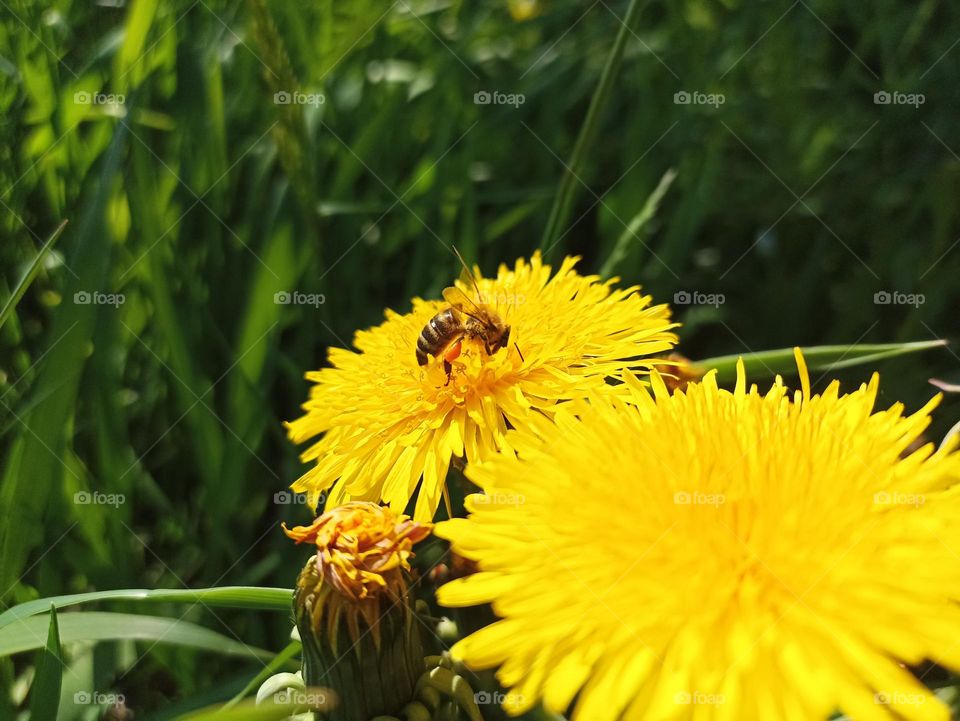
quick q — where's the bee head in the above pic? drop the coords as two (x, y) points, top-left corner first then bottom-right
(487, 321), (510, 353)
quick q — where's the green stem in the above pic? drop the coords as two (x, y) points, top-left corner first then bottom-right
(539, 0), (647, 261)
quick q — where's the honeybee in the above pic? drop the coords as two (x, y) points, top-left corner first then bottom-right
(416, 249), (523, 379)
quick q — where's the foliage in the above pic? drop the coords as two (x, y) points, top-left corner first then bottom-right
(1, 0), (957, 716)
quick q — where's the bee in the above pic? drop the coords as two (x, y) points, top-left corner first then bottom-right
(416, 249), (523, 379)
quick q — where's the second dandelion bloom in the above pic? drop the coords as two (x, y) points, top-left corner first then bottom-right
(437, 352), (960, 721)
(287, 252), (676, 520)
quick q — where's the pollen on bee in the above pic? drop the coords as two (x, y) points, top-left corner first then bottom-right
(443, 341), (463, 363)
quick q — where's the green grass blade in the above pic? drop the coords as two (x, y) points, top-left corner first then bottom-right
(170, 703), (300, 721)
(600, 168), (676, 278)
(28, 605), (62, 721)
(114, 0), (159, 90)
(0, 121), (128, 600)
(0, 219), (68, 331)
(222, 640), (302, 710)
(0, 612), (273, 660)
(539, 0), (647, 260)
(0, 587), (293, 630)
(173, 691), (334, 721)
(697, 340), (948, 385)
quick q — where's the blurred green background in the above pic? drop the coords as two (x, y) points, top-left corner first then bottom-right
(1, 0), (958, 716)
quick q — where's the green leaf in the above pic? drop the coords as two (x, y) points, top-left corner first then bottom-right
(0, 612), (273, 660)
(0, 219), (68, 331)
(0, 587), (293, 630)
(698, 340), (948, 385)
(28, 604), (62, 721)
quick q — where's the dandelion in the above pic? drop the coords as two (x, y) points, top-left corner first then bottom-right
(285, 502), (430, 720)
(287, 252), (676, 520)
(284, 502), (484, 721)
(437, 351), (960, 721)
(285, 502), (430, 650)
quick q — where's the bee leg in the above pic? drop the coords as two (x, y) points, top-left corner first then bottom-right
(442, 340), (463, 386)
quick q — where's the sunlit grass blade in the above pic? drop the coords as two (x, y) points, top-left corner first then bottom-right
(539, 0), (648, 260)
(28, 605), (62, 721)
(0, 612), (273, 660)
(173, 691), (334, 721)
(0, 121), (128, 600)
(222, 640), (302, 710)
(0, 587), (293, 630)
(698, 340), (948, 385)
(0, 219), (68, 331)
(600, 168), (676, 278)
(114, 0), (159, 90)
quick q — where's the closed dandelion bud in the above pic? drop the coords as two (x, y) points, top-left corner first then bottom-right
(285, 502), (432, 721)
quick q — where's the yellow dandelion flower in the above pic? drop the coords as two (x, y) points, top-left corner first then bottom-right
(436, 351), (960, 721)
(287, 252), (676, 521)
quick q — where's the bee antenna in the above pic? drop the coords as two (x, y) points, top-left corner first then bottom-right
(451, 245), (484, 300)
(514, 342), (525, 363)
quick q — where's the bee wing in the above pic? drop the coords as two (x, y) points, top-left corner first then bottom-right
(442, 285), (476, 309)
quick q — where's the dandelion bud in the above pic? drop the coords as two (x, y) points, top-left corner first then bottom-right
(285, 502), (431, 721)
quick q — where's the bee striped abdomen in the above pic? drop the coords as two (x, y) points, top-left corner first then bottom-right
(416, 307), (461, 366)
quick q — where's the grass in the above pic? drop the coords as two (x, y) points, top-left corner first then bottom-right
(1, 0), (958, 717)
